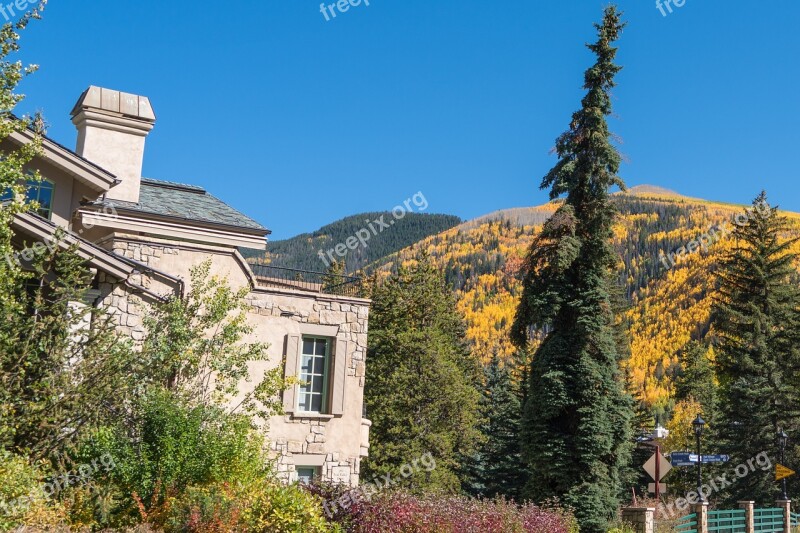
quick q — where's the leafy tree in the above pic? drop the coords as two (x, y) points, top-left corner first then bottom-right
(363, 254), (482, 492)
(136, 260), (286, 419)
(510, 6), (633, 531)
(711, 192), (800, 504)
(0, 232), (133, 460)
(662, 397), (704, 496)
(0, 0), (48, 450)
(465, 353), (526, 499)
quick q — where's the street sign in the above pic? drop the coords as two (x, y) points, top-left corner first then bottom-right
(702, 455), (730, 464)
(670, 452), (730, 467)
(776, 464), (796, 481)
(644, 452), (672, 480)
(648, 483), (667, 494)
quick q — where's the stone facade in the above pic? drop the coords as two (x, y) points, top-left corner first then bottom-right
(93, 233), (371, 487)
(9, 85), (372, 487)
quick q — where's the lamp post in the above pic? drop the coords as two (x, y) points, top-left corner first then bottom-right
(693, 415), (706, 502)
(778, 429), (789, 500)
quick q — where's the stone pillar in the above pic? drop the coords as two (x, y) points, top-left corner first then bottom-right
(738, 501), (754, 533)
(693, 502), (709, 533)
(776, 499), (791, 533)
(621, 507), (655, 533)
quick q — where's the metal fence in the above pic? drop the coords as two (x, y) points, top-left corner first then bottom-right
(752, 508), (784, 533)
(676, 512), (698, 533)
(708, 509), (746, 533)
(248, 262), (365, 297)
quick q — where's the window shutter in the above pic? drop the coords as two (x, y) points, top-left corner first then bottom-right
(283, 335), (301, 413)
(331, 339), (348, 416)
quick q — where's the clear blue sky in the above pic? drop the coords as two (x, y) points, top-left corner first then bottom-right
(13, 1), (800, 239)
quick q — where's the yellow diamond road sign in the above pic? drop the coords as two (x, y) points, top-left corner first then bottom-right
(776, 464), (796, 481)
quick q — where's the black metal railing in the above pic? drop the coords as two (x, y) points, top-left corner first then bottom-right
(248, 262), (365, 297)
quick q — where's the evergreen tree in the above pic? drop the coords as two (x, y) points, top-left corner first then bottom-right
(510, 7), (633, 531)
(465, 353), (525, 499)
(712, 192), (800, 504)
(363, 254), (482, 492)
(674, 341), (716, 421)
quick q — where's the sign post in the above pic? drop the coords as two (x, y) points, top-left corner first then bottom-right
(643, 447), (672, 499)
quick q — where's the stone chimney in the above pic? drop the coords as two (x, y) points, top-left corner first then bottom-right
(71, 86), (156, 203)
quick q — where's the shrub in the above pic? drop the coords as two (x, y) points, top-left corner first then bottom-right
(323, 491), (576, 533)
(166, 480), (341, 533)
(76, 390), (272, 528)
(0, 448), (67, 531)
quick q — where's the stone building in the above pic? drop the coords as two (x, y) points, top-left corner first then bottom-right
(6, 86), (371, 486)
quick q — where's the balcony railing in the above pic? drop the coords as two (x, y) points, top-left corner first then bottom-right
(248, 262), (365, 297)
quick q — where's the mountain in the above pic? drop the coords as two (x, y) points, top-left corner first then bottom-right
(364, 186), (800, 417)
(241, 212), (462, 273)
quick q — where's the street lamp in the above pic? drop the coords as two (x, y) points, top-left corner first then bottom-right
(693, 415), (706, 502)
(778, 429), (789, 500)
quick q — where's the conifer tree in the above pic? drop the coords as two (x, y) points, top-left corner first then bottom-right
(712, 192), (800, 504)
(674, 341), (717, 421)
(510, 7), (633, 531)
(363, 254), (482, 492)
(465, 353), (525, 499)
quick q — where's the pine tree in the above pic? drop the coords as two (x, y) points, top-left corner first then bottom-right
(712, 192), (800, 504)
(510, 7), (633, 531)
(466, 353), (526, 499)
(673, 341), (716, 421)
(363, 254), (482, 492)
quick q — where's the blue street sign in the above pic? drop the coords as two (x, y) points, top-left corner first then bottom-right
(669, 452), (730, 467)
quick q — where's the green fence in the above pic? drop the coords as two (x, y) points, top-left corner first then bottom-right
(708, 509), (747, 533)
(753, 508), (784, 533)
(791, 512), (800, 527)
(676, 512), (698, 533)
(674, 507), (787, 533)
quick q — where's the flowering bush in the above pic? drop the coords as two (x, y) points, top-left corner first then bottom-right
(314, 490), (576, 533)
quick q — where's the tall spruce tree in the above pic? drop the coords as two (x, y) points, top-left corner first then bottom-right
(712, 192), (800, 504)
(363, 254), (482, 492)
(674, 341), (717, 421)
(510, 7), (633, 531)
(465, 353), (525, 499)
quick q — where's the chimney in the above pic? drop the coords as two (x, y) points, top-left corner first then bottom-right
(71, 86), (156, 203)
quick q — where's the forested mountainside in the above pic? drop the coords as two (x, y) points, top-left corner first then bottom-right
(365, 186), (800, 415)
(241, 212), (462, 273)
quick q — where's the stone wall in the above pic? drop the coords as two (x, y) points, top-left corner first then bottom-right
(95, 234), (371, 487)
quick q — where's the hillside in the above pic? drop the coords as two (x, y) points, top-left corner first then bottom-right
(241, 212), (462, 273)
(365, 186), (800, 415)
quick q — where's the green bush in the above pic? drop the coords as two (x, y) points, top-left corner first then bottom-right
(0, 448), (66, 531)
(76, 389), (272, 528)
(166, 480), (341, 533)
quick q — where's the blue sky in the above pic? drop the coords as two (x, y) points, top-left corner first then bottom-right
(13, 1), (800, 239)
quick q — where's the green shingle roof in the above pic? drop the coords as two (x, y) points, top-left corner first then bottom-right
(100, 178), (267, 233)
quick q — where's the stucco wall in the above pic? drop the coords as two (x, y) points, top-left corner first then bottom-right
(96, 233), (371, 486)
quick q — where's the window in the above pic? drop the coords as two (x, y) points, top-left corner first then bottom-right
(27, 179), (54, 219)
(295, 466), (319, 484)
(1, 178), (55, 219)
(298, 336), (330, 413)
